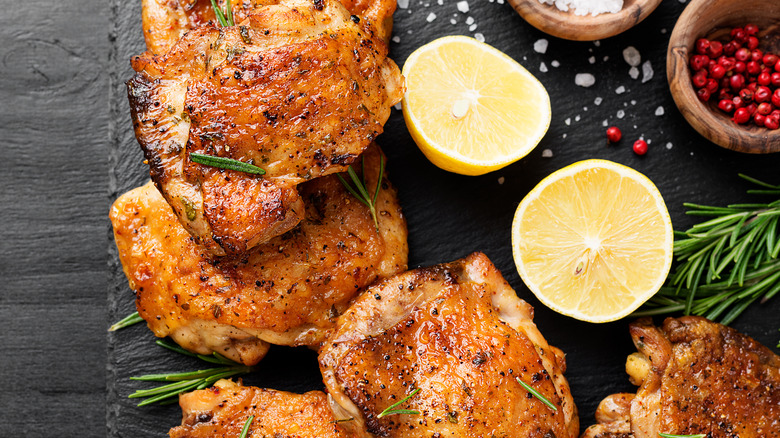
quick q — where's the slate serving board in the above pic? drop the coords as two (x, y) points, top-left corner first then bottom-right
(101, 0), (780, 436)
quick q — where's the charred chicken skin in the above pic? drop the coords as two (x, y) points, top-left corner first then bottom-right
(170, 379), (362, 437)
(110, 145), (407, 365)
(319, 252), (579, 438)
(583, 316), (780, 438)
(127, 0), (403, 256)
(142, 0), (397, 55)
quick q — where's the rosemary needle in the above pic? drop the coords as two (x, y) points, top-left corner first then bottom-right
(337, 155), (384, 231)
(190, 153), (265, 175)
(376, 388), (420, 418)
(239, 415), (254, 438)
(109, 311), (143, 331)
(516, 377), (557, 412)
(209, 0), (234, 26)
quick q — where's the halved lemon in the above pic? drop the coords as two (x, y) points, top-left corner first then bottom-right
(401, 36), (551, 176)
(511, 160), (673, 323)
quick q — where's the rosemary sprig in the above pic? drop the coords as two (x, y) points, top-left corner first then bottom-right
(516, 377), (557, 411)
(190, 153), (265, 175)
(376, 387), (420, 418)
(658, 434), (706, 438)
(109, 311), (143, 331)
(635, 174), (780, 325)
(128, 339), (253, 406)
(337, 155), (384, 231)
(239, 415), (254, 438)
(209, 0), (234, 26)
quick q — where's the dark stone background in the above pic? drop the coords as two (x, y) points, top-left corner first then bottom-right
(2, 0), (778, 436)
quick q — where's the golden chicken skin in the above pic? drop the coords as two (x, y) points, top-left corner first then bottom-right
(142, 0), (397, 55)
(319, 252), (579, 438)
(127, 0), (404, 256)
(170, 379), (362, 437)
(582, 317), (780, 438)
(110, 146), (407, 365)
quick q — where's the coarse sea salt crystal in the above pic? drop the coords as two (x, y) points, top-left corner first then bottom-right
(622, 46), (640, 66)
(666, 142), (673, 149)
(575, 115), (581, 122)
(457, 1), (469, 12)
(498, 177), (505, 185)
(426, 12), (436, 22)
(469, 24), (477, 31)
(565, 117), (571, 125)
(542, 149), (554, 157)
(615, 85), (626, 94)
(474, 33), (485, 42)
(617, 109), (625, 118)
(655, 106), (664, 116)
(594, 97), (603, 105)
(629, 67), (639, 79)
(540, 62), (548, 72)
(602, 119), (609, 127)
(551, 60), (560, 67)
(450, 18), (457, 24)
(641, 61), (654, 83)
(392, 35), (401, 43)
(397, 0), (409, 8)
(575, 73), (595, 87)
(588, 56), (596, 64)
(466, 16), (474, 25)
(534, 39), (549, 54)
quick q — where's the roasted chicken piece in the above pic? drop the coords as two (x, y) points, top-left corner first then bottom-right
(110, 146), (407, 365)
(143, 0), (396, 55)
(583, 317), (780, 438)
(319, 252), (579, 438)
(170, 379), (361, 437)
(127, 0), (403, 256)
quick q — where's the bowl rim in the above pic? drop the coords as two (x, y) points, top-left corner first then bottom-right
(507, 0), (663, 41)
(666, 0), (780, 154)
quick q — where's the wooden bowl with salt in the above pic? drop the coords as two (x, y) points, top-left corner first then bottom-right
(667, 0), (780, 153)
(508, 0), (662, 41)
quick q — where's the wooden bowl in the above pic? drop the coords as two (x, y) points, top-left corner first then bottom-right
(508, 0), (662, 41)
(667, 0), (780, 153)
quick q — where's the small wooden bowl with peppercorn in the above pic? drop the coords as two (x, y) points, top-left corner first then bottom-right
(667, 0), (780, 153)
(509, 0), (662, 41)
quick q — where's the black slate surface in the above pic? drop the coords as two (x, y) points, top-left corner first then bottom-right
(3, 0), (780, 436)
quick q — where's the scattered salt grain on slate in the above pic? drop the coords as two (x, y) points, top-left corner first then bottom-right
(450, 18), (457, 24)
(397, 0), (409, 8)
(575, 115), (581, 122)
(588, 56), (596, 64)
(641, 61), (654, 83)
(623, 46), (641, 67)
(437, 0), (443, 4)
(602, 119), (608, 126)
(565, 118), (571, 125)
(551, 60), (560, 67)
(655, 106), (664, 116)
(629, 67), (639, 79)
(617, 110), (625, 118)
(497, 177), (505, 185)
(426, 12), (436, 22)
(603, 56), (609, 61)
(497, 0), (504, 5)
(562, 133), (567, 139)
(474, 33), (485, 42)
(583, 106), (588, 111)
(631, 100), (636, 105)
(540, 62), (548, 73)
(534, 39), (549, 54)
(615, 85), (626, 94)
(666, 142), (673, 149)
(392, 36), (401, 43)
(394, 103), (402, 110)
(542, 149), (553, 157)
(594, 40), (601, 47)
(457, 1), (469, 12)
(466, 16), (474, 25)
(575, 73), (596, 87)
(469, 24), (477, 31)
(594, 97), (603, 105)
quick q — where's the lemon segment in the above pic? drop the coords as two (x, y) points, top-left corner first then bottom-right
(511, 160), (674, 323)
(402, 36), (551, 176)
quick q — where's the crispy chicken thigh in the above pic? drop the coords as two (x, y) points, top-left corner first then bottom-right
(127, 0), (403, 256)
(110, 146), (407, 365)
(143, 0), (396, 55)
(170, 379), (361, 437)
(582, 317), (780, 438)
(319, 252), (579, 438)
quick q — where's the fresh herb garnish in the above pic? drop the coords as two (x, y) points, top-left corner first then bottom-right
(190, 153), (265, 175)
(635, 174), (780, 325)
(658, 434), (706, 438)
(128, 339), (253, 406)
(516, 377), (557, 411)
(239, 415), (254, 438)
(109, 311), (143, 331)
(209, 0), (234, 26)
(376, 387), (420, 419)
(337, 155), (384, 231)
